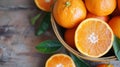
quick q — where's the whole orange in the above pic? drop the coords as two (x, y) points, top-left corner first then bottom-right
(86, 12), (109, 22)
(64, 28), (76, 48)
(108, 16), (120, 38)
(96, 64), (114, 67)
(85, 0), (116, 16)
(53, 0), (86, 29)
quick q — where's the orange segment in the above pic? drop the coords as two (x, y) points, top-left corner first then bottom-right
(34, 0), (54, 12)
(45, 54), (75, 67)
(75, 18), (114, 57)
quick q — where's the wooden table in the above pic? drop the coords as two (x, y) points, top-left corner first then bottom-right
(0, 0), (120, 67)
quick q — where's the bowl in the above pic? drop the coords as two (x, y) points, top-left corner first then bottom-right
(51, 14), (117, 62)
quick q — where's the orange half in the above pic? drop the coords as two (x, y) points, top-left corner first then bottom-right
(34, 0), (54, 12)
(45, 54), (76, 67)
(75, 18), (114, 58)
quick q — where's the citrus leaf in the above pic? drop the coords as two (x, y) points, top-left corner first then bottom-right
(113, 36), (120, 60)
(70, 53), (90, 67)
(35, 13), (51, 36)
(31, 14), (41, 25)
(36, 40), (62, 54)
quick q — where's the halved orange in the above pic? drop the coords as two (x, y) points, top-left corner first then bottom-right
(75, 18), (114, 58)
(34, 0), (54, 12)
(45, 54), (76, 67)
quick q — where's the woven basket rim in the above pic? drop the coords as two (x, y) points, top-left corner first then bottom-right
(50, 14), (117, 62)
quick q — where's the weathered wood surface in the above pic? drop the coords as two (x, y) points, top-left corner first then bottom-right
(0, 0), (120, 67)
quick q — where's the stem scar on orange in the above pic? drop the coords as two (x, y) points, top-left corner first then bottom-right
(53, 0), (86, 29)
(85, 0), (116, 16)
(75, 18), (114, 58)
(96, 64), (114, 67)
(108, 16), (120, 39)
(34, 0), (54, 12)
(45, 54), (76, 67)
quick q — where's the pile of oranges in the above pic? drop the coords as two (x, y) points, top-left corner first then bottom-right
(35, 0), (120, 58)
(34, 0), (120, 67)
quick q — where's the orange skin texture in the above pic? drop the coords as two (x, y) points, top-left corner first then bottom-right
(118, 0), (120, 11)
(64, 28), (76, 48)
(85, 0), (116, 16)
(86, 12), (109, 22)
(96, 64), (114, 67)
(35, 0), (54, 12)
(53, 0), (86, 29)
(108, 16), (120, 38)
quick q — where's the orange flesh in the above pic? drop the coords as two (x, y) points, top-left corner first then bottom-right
(75, 18), (113, 57)
(35, 0), (54, 12)
(46, 54), (75, 67)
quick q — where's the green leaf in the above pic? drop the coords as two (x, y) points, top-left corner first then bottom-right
(31, 14), (41, 25)
(70, 53), (90, 67)
(35, 13), (51, 36)
(36, 40), (62, 54)
(113, 36), (120, 60)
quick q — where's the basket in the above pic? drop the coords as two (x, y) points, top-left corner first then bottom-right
(51, 14), (117, 62)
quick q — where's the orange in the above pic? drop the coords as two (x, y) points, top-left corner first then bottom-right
(110, 7), (120, 17)
(75, 18), (114, 57)
(118, 0), (120, 10)
(34, 0), (54, 12)
(108, 16), (120, 38)
(45, 54), (76, 67)
(86, 12), (109, 22)
(85, 0), (116, 16)
(64, 28), (76, 48)
(96, 64), (114, 67)
(53, 0), (86, 29)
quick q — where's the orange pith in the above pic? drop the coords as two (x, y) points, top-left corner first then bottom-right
(34, 0), (54, 12)
(53, 0), (86, 28)
(75, 18), (114, 57)
(45, 54), (75, 67)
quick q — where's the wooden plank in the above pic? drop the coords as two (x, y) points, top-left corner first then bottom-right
(0, 10), (56, 67)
